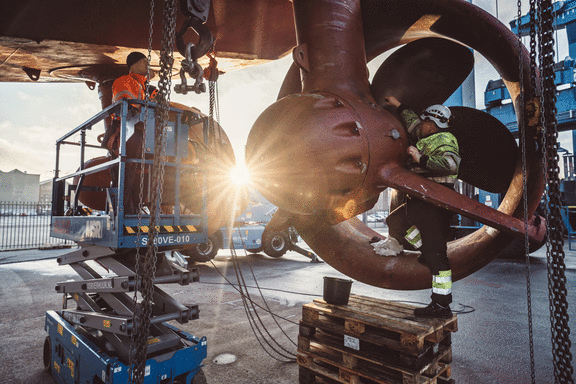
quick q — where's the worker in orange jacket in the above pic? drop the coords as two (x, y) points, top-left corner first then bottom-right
(111, 52), (157, 104)
(102, 52), (157, 154)
(103, 52), (157, 214)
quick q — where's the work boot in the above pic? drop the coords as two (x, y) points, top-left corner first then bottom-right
(414, 301), (453, 318)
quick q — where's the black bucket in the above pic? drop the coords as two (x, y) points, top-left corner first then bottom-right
(323, 277), (353, 305)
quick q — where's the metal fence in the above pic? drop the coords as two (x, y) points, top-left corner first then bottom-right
(0, 201), (75, 251)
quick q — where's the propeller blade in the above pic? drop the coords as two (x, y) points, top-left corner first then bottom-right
(371, 37), (474, 113)
(448, 106), (518, 193)
(378, 164), (546, 246)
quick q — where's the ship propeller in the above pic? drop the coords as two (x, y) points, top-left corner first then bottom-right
(247, 0), (545, 290)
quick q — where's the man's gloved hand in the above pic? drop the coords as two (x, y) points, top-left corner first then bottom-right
(371, 237), (404, 256)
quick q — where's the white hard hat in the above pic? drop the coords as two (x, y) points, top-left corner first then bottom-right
(420, 104), (451, 129)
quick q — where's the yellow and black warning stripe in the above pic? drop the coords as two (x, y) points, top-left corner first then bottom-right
(124, 225), (198, 235)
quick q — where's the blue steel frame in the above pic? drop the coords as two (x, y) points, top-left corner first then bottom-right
(50, 99), (209, 249)
(45, 310), (207, 384)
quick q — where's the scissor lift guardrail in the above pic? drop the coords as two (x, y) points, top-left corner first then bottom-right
(50, 98), (209, 249)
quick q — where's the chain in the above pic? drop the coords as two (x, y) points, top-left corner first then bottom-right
(127, 0), (155, 381)
(205, 51), (221, 147)
(155, 0), (177, 223)
(129, 0), (177, 383)
(208, 79), (217, 146)
(215, 77), (220, 124)
(517, 0), (537, 382)
(539, 0), (575, 382)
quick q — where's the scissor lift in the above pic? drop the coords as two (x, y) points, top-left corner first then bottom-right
(44, 99), (210, 383)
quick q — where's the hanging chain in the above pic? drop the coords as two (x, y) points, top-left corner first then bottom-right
(206, 51), (223, 150)
(129, 0), (177, 383)
(539, 0), (575, 382)
(128, 0), (155, 380)
(215, 78), (220, 123)
(208, 80), (216, 145)
(208, 67), (218, 146)
(518, 0), (537, 382)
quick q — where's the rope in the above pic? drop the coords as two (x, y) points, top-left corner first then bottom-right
(228, 245), (297, 362)
(203, 60), (296, 361)
(206, 224), (298, 361)
(234, 227), (298, 348)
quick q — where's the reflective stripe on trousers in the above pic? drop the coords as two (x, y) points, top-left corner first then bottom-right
(405, 225), (422, 248)
(432, 270), (452, 295)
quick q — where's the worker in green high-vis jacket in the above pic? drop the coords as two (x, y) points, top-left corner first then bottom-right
(383, 96), (461, 319)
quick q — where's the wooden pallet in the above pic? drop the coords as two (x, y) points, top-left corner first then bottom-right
(298, 325), (452, 371)
(298, 359), (453, 384)
(298, 294), (457, 384)
(300, 377), (454, 384)
(301, 295), (457, 354)
(298, 333), (452, 384)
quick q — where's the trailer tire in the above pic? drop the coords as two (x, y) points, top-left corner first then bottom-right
(176, 368), (207, 384)
(247, 247), (263, 254)
(191, 368), (207, 384)
(262, 230), (290, 258)
(181, 232), (222, 262)
(189, 234), (220, 262)
(43, 336), (52, 372)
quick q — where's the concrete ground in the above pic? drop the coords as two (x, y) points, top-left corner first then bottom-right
(1, 234), (575, 384)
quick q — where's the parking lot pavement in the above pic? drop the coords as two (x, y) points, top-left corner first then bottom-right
(1, 232), (575, 383)
(0, 245), (77, 265)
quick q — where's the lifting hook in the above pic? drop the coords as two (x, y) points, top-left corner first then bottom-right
(175, 41), (206, 94)
(174, 12), (214, 95)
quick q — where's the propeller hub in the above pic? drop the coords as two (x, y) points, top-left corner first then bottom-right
(246, 91), (406, 223)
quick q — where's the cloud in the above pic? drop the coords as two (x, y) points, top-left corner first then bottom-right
(0, 135), (47, 175)
(15, 91), (31, 101)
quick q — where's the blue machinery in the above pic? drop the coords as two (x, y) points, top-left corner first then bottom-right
(485, 0), (576, 147)
(451, 1), (576, 233)
(44, 100), (209, 383)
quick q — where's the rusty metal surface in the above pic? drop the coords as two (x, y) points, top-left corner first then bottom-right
(0, 0), (296, 82)
(247, 0), (545, 290)
(379, 164), (546, 244)
(248, 0), (406, 224)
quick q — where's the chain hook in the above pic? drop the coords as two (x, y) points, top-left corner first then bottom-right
(175, 14), (212, 95)
(176, 14), (214, 60)
(175, 41), (206, 94)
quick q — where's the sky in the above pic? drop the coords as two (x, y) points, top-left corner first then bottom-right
(0, 0), (572, 181)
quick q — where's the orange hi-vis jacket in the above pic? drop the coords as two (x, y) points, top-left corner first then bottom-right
(105, 73), (157, 154)
(112, 73), (150, 103)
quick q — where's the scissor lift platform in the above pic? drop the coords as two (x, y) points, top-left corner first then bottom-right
(44, 100), (213, 383)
